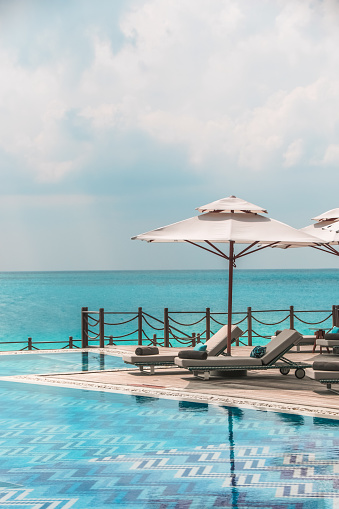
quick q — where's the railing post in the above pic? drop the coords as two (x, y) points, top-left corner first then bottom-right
(28, 337), (32, 351)
(247, 307), (252, 346)
(108, 335), (114, 346)
(81, 307), (88, 348)
(138, 307), (143, 345)
(332, 305), (338, 327)
(289, 306), (294, 330)
(192, 332), (196, 347)
(206, 308), (210, 340)
(69, 336), (73, 349)
(99, 308), (105, 348)
(152, 334), (157, 346)
(164, 308), (169, 347)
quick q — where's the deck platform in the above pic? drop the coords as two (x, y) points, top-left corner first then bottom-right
(7, 344), (339, 419)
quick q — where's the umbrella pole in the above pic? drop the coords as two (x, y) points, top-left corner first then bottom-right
(227, 241), (234, 355)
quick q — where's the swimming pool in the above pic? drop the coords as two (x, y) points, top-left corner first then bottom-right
(0, 380), (338, 508)
(0, 351), (129, 376)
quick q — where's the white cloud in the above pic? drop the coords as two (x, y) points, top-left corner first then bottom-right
(1, 0), (339, 182)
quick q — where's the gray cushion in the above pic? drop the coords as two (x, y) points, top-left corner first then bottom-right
(123, 354), (176, 364)
(206, 325), (243, 356)
(261, 329), (302, 365)
(324, 333), (339, 340)
(174, 356), (262, 368)
(313, 361), (339, 371)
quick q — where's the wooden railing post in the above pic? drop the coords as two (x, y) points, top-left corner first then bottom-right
(69, 336), (73, 349)
(108, 335), (114, 346)
(99, 308), (105, 348)
(247, 307), (252, 346)
(138, 307), (143, 345)
(164, 308), (169, 347)
(192, 332), (196, 347)
(152, 334), (157, 345)
(81, 307), (88, 348)
(206, 307), (210, 340)
(28, 337), (32, 351)
(289, 306), (294, 330)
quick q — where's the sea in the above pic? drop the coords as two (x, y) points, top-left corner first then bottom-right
(0, 269), (338, 351)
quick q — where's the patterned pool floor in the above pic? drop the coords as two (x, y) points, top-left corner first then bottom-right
(0, 380), (338, 508)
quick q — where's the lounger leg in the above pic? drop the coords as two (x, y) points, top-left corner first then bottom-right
(150, 365), (155, 375)
(327, 383), (332, 390)
(139, 366), (144, 372)
(203, 371), (210, 381)
(296, 344), (300, 352)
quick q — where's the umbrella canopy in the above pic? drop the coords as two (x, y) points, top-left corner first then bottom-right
(132, 196), (324, 355)
(300, 220), (339, 245)
(312, 208), (339, 222)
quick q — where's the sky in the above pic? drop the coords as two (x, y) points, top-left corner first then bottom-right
(0, 0), (339, 271)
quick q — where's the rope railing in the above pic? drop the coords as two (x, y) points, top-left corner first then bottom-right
(168, 315), (206, 327)
(293, 313), (333, 325)
(251, 314), (290, 326)
(4, 305), (336, 352)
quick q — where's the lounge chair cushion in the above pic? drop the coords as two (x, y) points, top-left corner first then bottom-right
(206, 325), (243, 356)
(135, 346), (159, 356)
(175, 356), (263, 368)
(307, 369), (339, 381)
(261, 329), (302, 365)
(313, 361), (339, 371)
(178, 350), (208, 360)
(123, 354), (177, 365)
(324, 333), (339, 340)
(194, 344), (207, 352)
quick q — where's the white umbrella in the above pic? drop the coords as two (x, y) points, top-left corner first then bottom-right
(132, 195), (324, 355)
(297, 208), (339, 254)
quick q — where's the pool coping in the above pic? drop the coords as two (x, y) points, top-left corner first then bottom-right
(2, 372), (339, 421)
(1, 347), (339, 421)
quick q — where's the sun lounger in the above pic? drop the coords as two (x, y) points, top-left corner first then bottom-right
(271, 330), (316, 352)
(175, 329), (312, 380)
(306, 356), (339, 391)
(122, 325), (243, 374)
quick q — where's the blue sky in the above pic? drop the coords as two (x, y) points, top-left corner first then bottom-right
(0, 0), (339, 271)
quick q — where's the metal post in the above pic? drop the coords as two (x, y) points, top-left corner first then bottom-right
(108, 336), (114, 346)
(81, 307), (88, 348)
(227, 241), (235, 355)
(164, 308), (169, 347)
(206, 307), (210, 340)
(289, 306), (294, 330)
(99, 308), (105, 348)
(28, 337), (32, 351)
(138, 307), (143, 345)
(247, 307), (252, 346)
(192, 332), (196, 347)
(69, 336), (73, 349)
(332, 305), (337, 327)
(152, 334), (157, 346)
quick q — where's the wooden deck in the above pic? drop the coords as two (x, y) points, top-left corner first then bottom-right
(17, 343), (339, 419)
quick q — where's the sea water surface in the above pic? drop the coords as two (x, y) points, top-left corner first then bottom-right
(0, 269), (338, 350)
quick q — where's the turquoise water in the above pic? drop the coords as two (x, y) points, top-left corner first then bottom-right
(0, 270), (338, 350)
(0, 381), (337, 507)
(0, 352), (129, 376)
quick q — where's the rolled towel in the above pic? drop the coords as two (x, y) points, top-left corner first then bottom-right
(313, 361), (339, 371)
(178, 350), (208, 360)
(135, 346), (159, 356)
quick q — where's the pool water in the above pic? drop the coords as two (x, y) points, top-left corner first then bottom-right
(0, 381), (338, 508)
(0, 351), (128, 376)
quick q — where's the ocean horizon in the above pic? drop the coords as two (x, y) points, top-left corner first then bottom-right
(0, 268), (338, 350)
